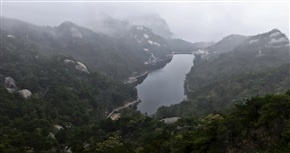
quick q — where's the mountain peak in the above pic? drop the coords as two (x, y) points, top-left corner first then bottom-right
(269, 28), (281, 33)
(129, 14), (173, 39)
(245, 28), (289, 49)
(56, 21), (83, 38)
(59, 21), (76, 28)
(266, 28), (283, 38)
(206, 34), (248, 54)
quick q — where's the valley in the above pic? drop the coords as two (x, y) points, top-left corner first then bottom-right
(1, 4), (290, 152)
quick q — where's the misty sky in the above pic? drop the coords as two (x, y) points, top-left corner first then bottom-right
(1, 0), (289, 42)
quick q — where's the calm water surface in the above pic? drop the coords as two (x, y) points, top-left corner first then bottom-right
(137, 54), (195, 115)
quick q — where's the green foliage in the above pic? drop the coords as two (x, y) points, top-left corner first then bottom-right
(69, 92), (290, 153)
(1, 75), (290, 152)
(157, 38), (289, 118)
(0, 37), (137, 152)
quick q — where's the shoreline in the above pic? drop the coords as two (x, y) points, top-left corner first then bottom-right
(107, 98), (142, 119)
(126, 54), (173, 86)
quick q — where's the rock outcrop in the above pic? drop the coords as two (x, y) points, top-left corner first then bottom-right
(64, 59), (89, 74)
(160, 117), (180, 124)
(18, 89), (32, 98)
(75, 61), (89, 74)
(5, 77), (17, 92)
(53, 124), (64, 134)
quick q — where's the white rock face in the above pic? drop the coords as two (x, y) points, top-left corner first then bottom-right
(64, 59), (90, 74)
(268, 37), (289, 45)
(249, 39), (259, 44)
(143, 34), (149, 39)
(160, 117), (181, 124)
(127, 77), (137, 84)
(48, 132), (56, 140)
(64, 59), (75, 64)
(18, 89), (32, 98)
(70, 27), (83, 38)
(110, 113), (121, 120)
(54, 124), (64, 130)
(65, 146), (72, 153)
(5, 77), (17, 92)
(269, 32), (281, 38)
(148, 40), (161, 47)
(195, 49), (208, 55)
(75, 61), (89, 73)
(52, 124), (64, 135)
(148, 40), (153, 45)
(153, 42), (161, 47)
(7, 35), (15, 38)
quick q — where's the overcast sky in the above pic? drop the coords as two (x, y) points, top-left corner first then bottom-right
(1, 1), (289, 42)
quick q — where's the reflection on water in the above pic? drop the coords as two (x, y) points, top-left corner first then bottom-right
(137, 54), (195, 115)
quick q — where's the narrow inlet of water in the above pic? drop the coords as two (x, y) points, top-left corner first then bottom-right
(137, 54), (195, 115)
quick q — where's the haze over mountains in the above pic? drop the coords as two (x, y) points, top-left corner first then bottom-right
(1, 15), (208, 80)
(2, 14), (289, 115)
(1, 14), (289, 104)
(1, 16), (170, 79)
(206, 34), (248, 54)
(1, 12), (290, 152)
(3, 2), (288, 42)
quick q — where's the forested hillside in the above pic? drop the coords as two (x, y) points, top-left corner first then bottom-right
(2, 87), (290, 152)
(0, 31), (138, 152)
(1, 15), (290, 153)
(1, 17), (172, 80)
(1, 33), (138, 116)
(156, 29), (290, 117)
(206, 34), (248, 54)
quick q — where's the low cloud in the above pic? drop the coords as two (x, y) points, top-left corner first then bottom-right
(2, 1), (289, 42)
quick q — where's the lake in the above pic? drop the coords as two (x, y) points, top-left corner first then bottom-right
(137, 54), (195, 115)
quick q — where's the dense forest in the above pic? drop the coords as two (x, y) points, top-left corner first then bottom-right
(1, 87), (290, 152)
(0, 31), (138, 152)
